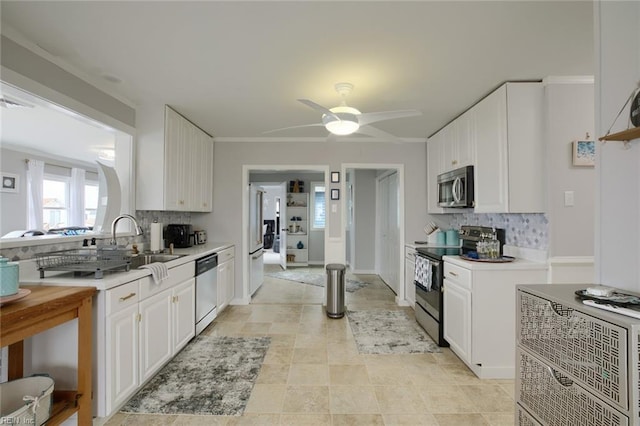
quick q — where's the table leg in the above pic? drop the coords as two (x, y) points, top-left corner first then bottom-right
(77, 297), (93, 424)
(7, 341), (23, 381)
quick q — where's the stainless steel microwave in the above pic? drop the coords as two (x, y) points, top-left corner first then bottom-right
(437, 165), (474, 208)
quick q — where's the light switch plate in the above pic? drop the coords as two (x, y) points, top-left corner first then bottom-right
(564, 191), (574, 206)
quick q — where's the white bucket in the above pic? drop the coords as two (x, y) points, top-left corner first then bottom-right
(0, 376), (54, 426)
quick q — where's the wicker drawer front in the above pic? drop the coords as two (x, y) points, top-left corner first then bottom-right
(518, 349), (628, 426)
(518, 292), (628, 409)
(517, 404), (542, 426)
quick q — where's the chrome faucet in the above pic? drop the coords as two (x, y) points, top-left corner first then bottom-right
(110, 214), (144, 246)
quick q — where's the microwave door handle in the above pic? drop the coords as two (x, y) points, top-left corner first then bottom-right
(452, 177), (461, 203)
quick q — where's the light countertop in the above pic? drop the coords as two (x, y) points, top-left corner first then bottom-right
(443, 255), (548, 271)
(18, 241), (233, 291)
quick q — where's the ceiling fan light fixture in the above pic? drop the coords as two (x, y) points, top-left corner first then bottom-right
(323, 105), (361, 135)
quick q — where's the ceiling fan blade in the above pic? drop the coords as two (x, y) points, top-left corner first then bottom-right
(297, 99), (340, 121)
(357, 109), (422, 126)
(263, 123), (324, 134)
(355, 124), (403, 143)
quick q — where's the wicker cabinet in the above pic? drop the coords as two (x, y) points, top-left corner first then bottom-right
(516, 284), (640, 426)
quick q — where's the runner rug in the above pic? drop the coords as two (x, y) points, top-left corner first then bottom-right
(121, 335), (270, 416)
(265, 270), (369, 292)
(347, 310), (441, 354)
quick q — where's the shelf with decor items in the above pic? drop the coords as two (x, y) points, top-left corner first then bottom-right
(286, 192), (309, 266)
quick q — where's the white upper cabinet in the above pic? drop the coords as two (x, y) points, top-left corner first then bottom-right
(137, 105), (214, 212)
(427, 130), (444, 214)
(442, 109), (475, 171)
(474, 83), (544, 213)
(427, 109), (475, 214)
(427, 82), (544, 215)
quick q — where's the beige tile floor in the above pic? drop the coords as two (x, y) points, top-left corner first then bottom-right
(106, 266), (515, 426)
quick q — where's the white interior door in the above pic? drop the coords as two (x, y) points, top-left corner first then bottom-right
(279, 181), (287, 270)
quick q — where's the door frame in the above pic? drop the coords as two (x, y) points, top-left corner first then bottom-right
(242, 165), (330, 303)
(341, 163), (406, 306)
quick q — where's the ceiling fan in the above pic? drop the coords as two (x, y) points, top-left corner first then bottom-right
(265, 82), (422, 140)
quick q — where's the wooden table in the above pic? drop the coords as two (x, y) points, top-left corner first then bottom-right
(0, 285), (96, 426)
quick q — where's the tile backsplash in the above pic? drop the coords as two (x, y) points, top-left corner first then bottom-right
(135, 210), (192, 245)
(434, 213), (548, 250)
(0, 211), (193, 261)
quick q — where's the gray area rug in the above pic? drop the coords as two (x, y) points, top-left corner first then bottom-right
(265, 270), (368, 292)
(121, 335), (270, 416)
(347, 310), (441, 354)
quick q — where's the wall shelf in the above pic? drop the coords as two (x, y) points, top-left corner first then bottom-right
(599, 126), (640, 142)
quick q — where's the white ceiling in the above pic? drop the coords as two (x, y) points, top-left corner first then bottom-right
(0, 1), (594, 143)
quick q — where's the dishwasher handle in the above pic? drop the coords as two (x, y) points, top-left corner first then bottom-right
(196, 253), (218, 275)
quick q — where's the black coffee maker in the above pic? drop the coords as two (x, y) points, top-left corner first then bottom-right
(164, 224), (193, 248)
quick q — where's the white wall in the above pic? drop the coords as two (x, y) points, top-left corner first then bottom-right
(207, 141), (427, 301)
(595, 1), (640, 292)
(544, 77), (596, 257)
(0, 148), (28, 234)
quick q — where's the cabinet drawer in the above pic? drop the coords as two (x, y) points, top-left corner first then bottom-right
(218, 247), (235, 262)
(106, 280), (139, 315)
(139, 262), (195, 300)
(443, 262), (471, 290)
(404, 247), (416, 261)
(518, 292), (628, 410)
(517, 348), (628, 426)
(517, 404), (541, 426)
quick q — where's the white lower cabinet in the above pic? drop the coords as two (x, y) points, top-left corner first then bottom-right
(106, 303), (139, 413)
(404, 246), (416, 307)
(139, 290), (173, 383)
(442, 258), (547, 379)
(104, 262), (195, 417)
(217, 257), (235, 313)
(173, 278), (196, 351)
(443, 277), (471, 362)
(216, 246), (235, 312)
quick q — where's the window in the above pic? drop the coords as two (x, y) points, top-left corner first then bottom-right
(43, 176), (69, 231)
(310, 182), (325, 229)
(84, 181), (99, 227)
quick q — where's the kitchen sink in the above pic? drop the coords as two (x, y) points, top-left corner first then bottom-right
(129, 253), (185, 269)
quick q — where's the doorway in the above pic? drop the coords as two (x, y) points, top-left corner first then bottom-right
(343, 164), (405, 305)
(242, 165), (329, 304)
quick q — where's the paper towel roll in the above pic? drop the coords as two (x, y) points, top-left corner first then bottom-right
(150, 222), (163, 253)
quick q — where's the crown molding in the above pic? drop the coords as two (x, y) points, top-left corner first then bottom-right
(213, 136), (427, 143)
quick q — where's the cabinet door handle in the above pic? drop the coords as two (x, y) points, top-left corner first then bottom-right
(119, 292), (136, 302)
(449, 271), (458, 277)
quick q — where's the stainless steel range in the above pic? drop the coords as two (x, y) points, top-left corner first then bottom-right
(414, 225), (505, 346)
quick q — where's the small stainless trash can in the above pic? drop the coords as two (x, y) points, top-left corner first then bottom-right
(326, 263), (346, 318)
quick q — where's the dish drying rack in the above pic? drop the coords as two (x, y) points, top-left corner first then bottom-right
(36, 247), (132, 279)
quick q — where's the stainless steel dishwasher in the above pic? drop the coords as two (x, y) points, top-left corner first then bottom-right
(195, 253), (218, 335)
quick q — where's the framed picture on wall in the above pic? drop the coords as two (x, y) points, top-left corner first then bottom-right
(331, 189), (340, 200)
(1, 172), (18, 193)
(331, 171), (340, 183)
(572, 140), (595, 167)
